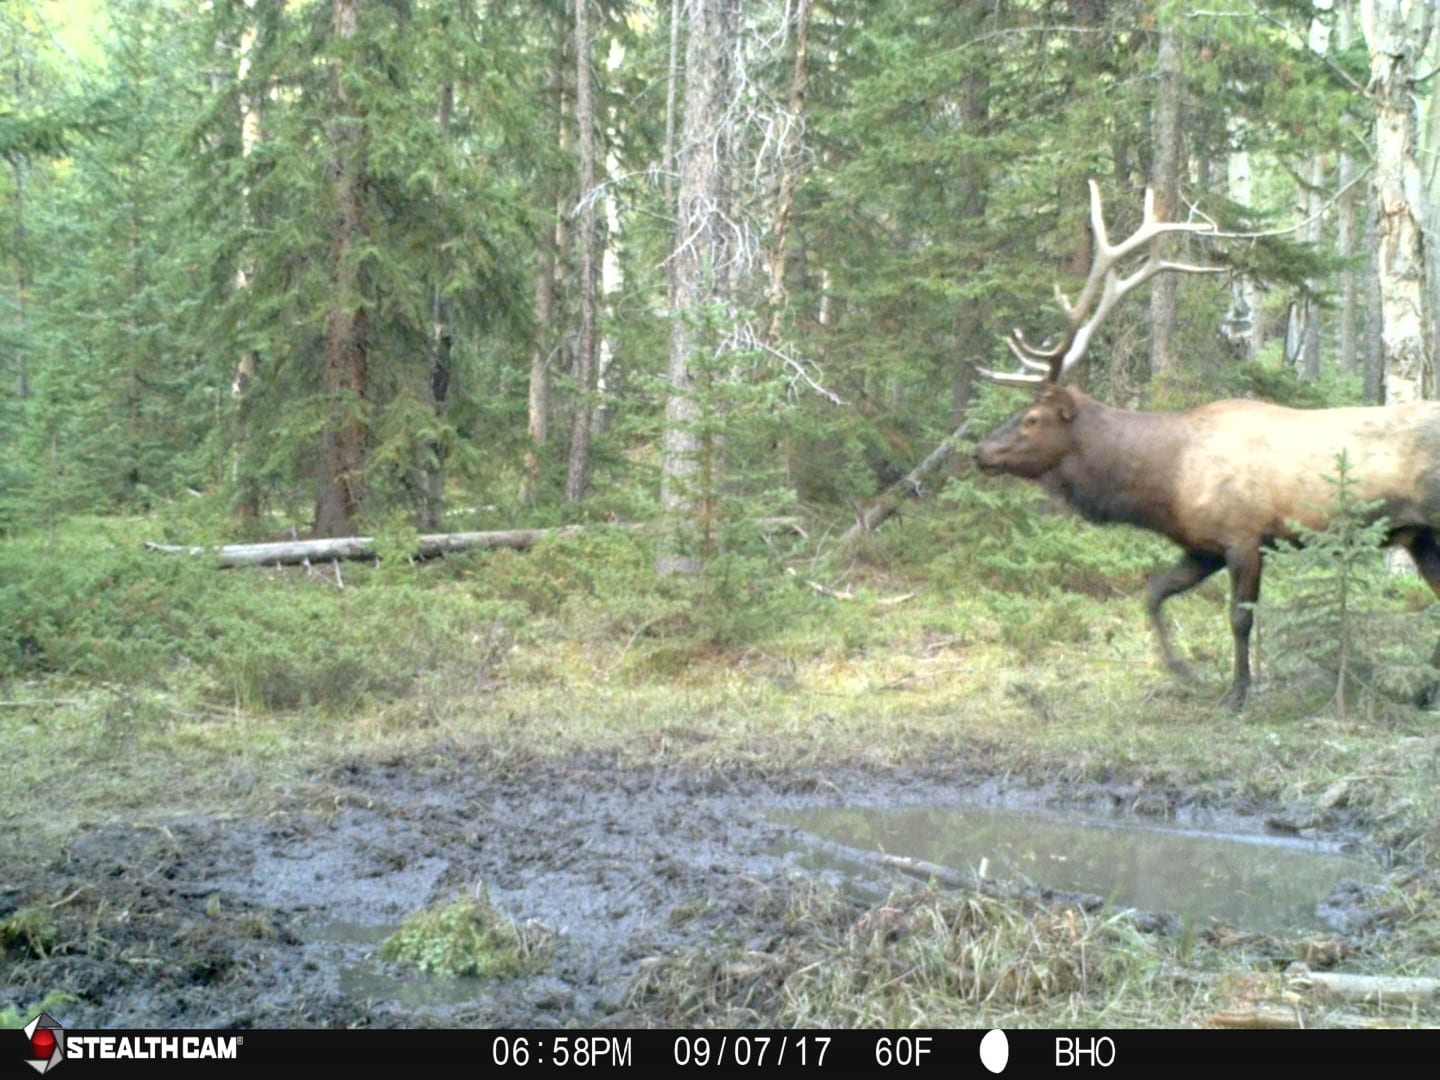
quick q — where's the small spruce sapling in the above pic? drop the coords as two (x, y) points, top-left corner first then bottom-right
(1256, 449), (1391, 716)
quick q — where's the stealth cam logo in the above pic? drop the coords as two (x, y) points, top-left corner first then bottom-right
(23, 1013), (64, 1074)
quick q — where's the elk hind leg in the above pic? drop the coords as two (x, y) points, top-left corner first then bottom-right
(1400, 529), (1440, 705)
(1145, 550), (1224, 681)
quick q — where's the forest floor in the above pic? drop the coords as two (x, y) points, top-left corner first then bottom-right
(6, 514), (1440, 1029)
(1, 745), (1410, 1030)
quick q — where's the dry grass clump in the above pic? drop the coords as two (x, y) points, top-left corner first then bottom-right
(627, 879), (1187, 1027)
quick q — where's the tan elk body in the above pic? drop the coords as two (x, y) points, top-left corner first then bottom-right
(974, 182), (1440, 708)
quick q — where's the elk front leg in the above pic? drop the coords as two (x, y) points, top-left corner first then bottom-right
(1145, 550), (1224, 681)
(1221, 545), (1263, 710)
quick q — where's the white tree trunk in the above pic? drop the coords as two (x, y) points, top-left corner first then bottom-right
(1336, 2), (1361, 375)
(230, 0), (262, 518)
(1360, 0), (1434, 403)
(1148, 22), (1184, 378)
(1223, 124), (1263, 359)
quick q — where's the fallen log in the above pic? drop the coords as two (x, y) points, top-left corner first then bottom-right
(1209, 1005), (1406, 1030)
(149, 518), (804, 568)
(147, 526), (589, 567)
(1286, 963), (1440, 1004)
(1209, 1004), (1302, 1029)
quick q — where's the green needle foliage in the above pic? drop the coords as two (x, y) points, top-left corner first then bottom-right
(1256, 450), (1422, 717)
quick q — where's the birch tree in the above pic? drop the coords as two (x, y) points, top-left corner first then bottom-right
(1360, 0), (1434, 402)
(1148, 20), (1184, 378)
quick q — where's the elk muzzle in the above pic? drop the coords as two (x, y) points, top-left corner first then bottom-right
(974, 442), (1006, 475)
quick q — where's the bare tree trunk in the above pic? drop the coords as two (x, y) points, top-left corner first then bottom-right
(565, 0), (600, 502)
(314, 0), (370, 538)
(1337, 152), (1361, 374)
(420, 80), (455, 530)
(1363, 210), (1386, 402)
(1292, 155), (1326, 380)
(524, 11), (569, 503)
(231, 0), (262, 522)
(951, 58), (989, 424)
(763, 0), (811, 347)
(1148, 21), (1184, 379)
(663, 0), (682, 212)
(658, 0), (739, 576)
(1291, 6), (1334, 381)
(1361, 0), (1434, 403)
(7, 176), (27, 401)
(1336, 1), (1361, 375)
(1424, 14), (1440, 374)
(7, 35), (30, 401)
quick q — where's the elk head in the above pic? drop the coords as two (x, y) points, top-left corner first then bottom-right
(974, 180), (1219, 475)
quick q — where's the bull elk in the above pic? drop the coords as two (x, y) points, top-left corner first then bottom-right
(974, 180), (1440, 709)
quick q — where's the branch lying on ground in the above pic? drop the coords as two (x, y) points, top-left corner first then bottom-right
(149, 519), (805, 568)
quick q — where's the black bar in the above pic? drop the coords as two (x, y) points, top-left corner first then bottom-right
(7, 1026), (1440, 1078)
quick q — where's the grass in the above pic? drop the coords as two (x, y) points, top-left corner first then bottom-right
(3, 499), (1440, 1027)
(627, 883), (1209, 1027)
(625, 877), (1440, 1028)
(379, 894), (546, 979)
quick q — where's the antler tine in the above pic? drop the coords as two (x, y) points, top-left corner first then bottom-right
(976, 179), (1219, 389)
(972, 361), (1048, 386)
(1050, 181), (1217, 379)
(1050, 180), (1119, 328)
(1007, 329), (1064, 363)
(970, 330), (1058, 386)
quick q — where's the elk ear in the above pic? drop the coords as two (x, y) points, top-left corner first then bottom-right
(1043, 385), (1079, 422)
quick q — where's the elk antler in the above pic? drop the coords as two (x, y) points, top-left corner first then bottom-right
(976, 180), (1219, 387)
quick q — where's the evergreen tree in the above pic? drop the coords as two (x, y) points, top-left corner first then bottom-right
(0, 0), (88, 527)
(1256, 450), (1405, 715)
(194, 0), (537, 534)
(0, 0), (1415, 542)
(14, 1), (213, 522)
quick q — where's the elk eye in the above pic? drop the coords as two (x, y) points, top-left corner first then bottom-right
(1022, 415), (1037, 428)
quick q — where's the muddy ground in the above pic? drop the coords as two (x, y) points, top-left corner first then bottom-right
(1, 754), (1384, 1030)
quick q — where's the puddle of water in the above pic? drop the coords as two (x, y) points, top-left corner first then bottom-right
(315, 921), (491, 1010)
(339, 962), (493, 1010)
(774, 805), (1374, 934)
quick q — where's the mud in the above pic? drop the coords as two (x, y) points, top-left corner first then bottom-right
(1, 755), (1388, 1029)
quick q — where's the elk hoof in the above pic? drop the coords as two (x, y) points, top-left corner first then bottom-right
(1217, 685), (1248, 712)
(1165, 657), (1197, 682)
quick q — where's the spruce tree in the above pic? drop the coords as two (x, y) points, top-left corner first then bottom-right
(15, 0), (213, 522)
(1257, 450), (1400, 715)
(194, 0), (537, 534)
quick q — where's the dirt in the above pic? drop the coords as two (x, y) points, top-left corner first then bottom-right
(1, 754), (1389, 1030)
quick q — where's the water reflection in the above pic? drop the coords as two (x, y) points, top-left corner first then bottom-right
(774, 805), (1372, 934)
